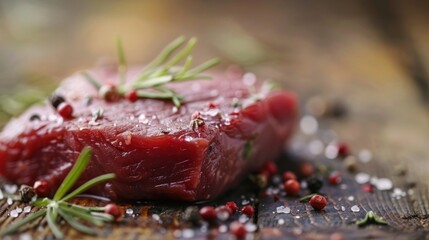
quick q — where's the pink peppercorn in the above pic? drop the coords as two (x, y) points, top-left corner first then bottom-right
(225, 201), (238, 214)
(284, 179), (300, 196)
(241, 205), (255, 218)
(199, 206), (217, 221)
(309, 194), (327, 211)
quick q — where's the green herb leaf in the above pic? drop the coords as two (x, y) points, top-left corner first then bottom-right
(61, 173), (116, 202)
(58, 208), (98, 235)
(81, 72), (102, 90)
(47, 206), (63, 239)
(54, 147), (92, 201)
(116, 37), (127, 85)
(356, 211), (388, 227)
(299, 193), (317, 203)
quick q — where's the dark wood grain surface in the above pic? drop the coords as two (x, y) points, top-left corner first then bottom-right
(1, 1), (429, 239)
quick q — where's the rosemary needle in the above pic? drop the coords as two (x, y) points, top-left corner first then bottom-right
(82, 36), (219, 107)
(0, 147), (116, 239)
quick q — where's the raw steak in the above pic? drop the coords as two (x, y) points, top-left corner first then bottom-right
(0, 69), (297, 201)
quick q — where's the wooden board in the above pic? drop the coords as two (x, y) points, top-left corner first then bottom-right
(1, 0), (429, 239)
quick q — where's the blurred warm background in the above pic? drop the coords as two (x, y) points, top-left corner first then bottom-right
(0, 1), (428, 179)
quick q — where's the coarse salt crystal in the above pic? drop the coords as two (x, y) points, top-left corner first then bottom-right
(4, 184), (18, 194)
(276, 206), (291, 214)
(374, 178), (393, 191)
(348, 196), (355, 201)
(341, 206), (346, 211)
(219, 225), (228, 233)
(182, 229), (194, 238)
(300, 115), (318, 135)
(325, 144), (339, 159)
(16, 207), (23, 213)
(355, 173), (370, 184)
(125, 208), (133, 215)
(23, 206), (32, 213)
(358, 149), (372, 163)
(351, 205), (360, 212)
(245, 223), (257, 232)
(9, 209), (18, 218)
(278, 218), (285, 225)
(7, 197), (13, 205)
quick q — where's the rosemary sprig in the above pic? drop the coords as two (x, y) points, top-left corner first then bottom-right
(0, 147), (116, 238)
(81, 36), (219, 107)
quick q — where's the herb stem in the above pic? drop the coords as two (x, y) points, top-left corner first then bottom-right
(47, 206), (63, 239)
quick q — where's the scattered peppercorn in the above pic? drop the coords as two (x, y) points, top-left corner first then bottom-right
(230, 221), (247, 239)
(57, 102), (74, 119)
(273, 194), (280, 202)
(19, 185), (36, 203)
(50, 94), (65, 109)
(299, 162), (315, 177)
(208, 102), (218, 109)
(362, 184), (374, 193)
(255, 173), (268, 189)
(241, 205), (255, 218)
(263, 161), (278, 176)
(284, 179), (301, 196)
(99, 84), (120, 102)
(33, 180), (50, 197)
(337, 143), (350, 158)
(125, 90), (139, 103)
(328, 171), (342, 185)
(29, 114), (41, 122)
(225, 201), (238, 214)
(199, 206), (217, 221)
(215, 206), (232, 221)
(307, 177), (323, 193)
(309, 194), (327, 211)
(283, 171), (297, 182)
(344, 156), (358, 172)
(104, 203), (121, 220)
(182, 206), (202, 226)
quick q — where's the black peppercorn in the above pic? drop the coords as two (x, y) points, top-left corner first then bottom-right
(307, 177), (323, 193)
(19, 185), (36, 203)
(29, 114), (41, 121)
(50, 94), (65, 109)
(182, 206), (201, 226)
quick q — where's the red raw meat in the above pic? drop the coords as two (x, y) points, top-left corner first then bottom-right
(0, 69), (297, 201)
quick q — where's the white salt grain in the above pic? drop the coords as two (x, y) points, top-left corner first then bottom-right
(355, 173), (370, 184)
(358, 149), (372, 163)
(7, 197), (13, 205)
(182, 229), (194, 238)
(341, 206), (346, 212)
(125, 208), (133, 215)
(351, 205), (360, 212)
(308, 140), (324, 155)
(16, 207), (23, 213)
(374, 178), (393, 191)
(4, 184), (17, 194)
(300, 115), (318, 135)
(325, 144), (339, 159)
(278, 218), (285, 225)
(219, 225), (228, 233)
(19, 233), (32, 240)
(23, 206), (32, 213)
(276, 206), (291, 214)
(348, 196), (355, 201)
(245, 223), (258, 232)
(9, 210), (18, 218)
